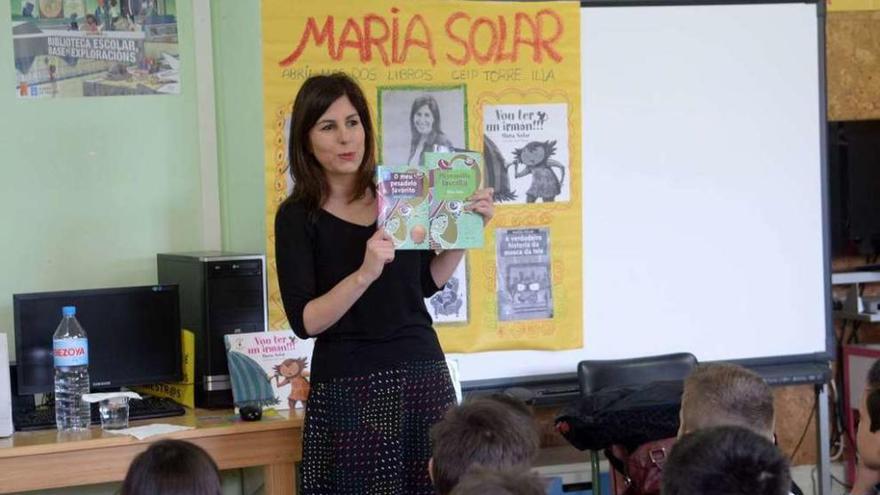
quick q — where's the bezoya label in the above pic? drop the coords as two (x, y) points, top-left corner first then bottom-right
(53, 338), (89, 367)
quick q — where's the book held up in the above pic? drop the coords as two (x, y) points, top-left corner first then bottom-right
(377, 151), (484, 250)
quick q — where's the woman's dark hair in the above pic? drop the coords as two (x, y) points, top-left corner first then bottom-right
(409, 95), (443, 158)
(120, 439), (222, 495)
(286, 73), (376, 212)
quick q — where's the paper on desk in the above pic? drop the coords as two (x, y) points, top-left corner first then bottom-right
(103, 423), (193, 440)
(82, 391), (142, 403)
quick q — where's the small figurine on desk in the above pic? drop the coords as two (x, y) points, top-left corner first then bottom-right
(239, 405), (262, 422)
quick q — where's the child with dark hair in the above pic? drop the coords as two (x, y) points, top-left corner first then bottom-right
(852, 359), (880, 494)
(450, 467), (546, 495)
(429, 396), (540, 495)
(679, 363), (775, 438)
(678, 363), (805, 495)
(662, 426), (791, 495)
(120, 439), (222, 495)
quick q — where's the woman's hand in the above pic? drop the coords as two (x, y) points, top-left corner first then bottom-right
(467, 188), (494, 226)
(358, 228), (395, 284)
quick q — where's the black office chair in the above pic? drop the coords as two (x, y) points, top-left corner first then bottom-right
(576, 353), (697, 494)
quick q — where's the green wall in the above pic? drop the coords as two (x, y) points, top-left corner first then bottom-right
(0, 0), (268, 354)
(0, 0), (205, 357)
(0, 2), (269, 491)
(212, 0), (265, 254)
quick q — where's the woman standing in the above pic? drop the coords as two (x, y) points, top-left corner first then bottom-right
(407, 95), (455, 166)
(275, 74), (493, 494)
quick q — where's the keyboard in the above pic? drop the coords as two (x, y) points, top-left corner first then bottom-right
(13, 395), (186, 432)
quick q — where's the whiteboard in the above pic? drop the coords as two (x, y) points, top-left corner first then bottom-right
(452, 2), (829, 387)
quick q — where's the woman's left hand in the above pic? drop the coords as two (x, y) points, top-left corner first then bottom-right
(466, 188), (494, 226)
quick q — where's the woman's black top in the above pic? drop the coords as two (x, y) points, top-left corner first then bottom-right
(274, 199), (445, 380)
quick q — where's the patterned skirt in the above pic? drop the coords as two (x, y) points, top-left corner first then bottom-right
(300, 360), (456, 495)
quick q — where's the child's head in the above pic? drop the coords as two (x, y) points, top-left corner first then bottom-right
(662, 426), (791, 495)
(275, 357), (308, 378)
(679, 363), (774, 439)
(857, 359), (880, 468)
(430, 396), (540, 495)
(449, 467), (546, 495)
(121, 439), (222, 495)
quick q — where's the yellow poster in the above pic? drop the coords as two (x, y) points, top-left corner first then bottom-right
(828, 0), (880, 11)
(263, 0), (582, 353)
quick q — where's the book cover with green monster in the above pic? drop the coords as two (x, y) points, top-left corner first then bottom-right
(376, 165), (431, 249)
(424, 151), (484, 250)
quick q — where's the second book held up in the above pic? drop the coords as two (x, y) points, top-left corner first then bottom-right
(377, 151), (484, 250)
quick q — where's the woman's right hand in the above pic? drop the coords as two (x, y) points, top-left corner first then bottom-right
(358, 229), (395, 284)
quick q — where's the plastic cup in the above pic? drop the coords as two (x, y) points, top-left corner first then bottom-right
(99, 396), (129, 430)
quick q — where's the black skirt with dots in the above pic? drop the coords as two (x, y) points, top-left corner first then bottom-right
(300, 360), (456, 495)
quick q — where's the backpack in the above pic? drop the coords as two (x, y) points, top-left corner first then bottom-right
(554, 380), (683, 495)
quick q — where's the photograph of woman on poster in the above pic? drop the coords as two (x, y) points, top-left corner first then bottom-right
(379, 86), (466, 166)
(407, 95), (454, 166)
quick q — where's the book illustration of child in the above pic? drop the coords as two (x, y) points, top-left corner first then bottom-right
(507, 140), (566, 203)
(272, 357), (310, 409)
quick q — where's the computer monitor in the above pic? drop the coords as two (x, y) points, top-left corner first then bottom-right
(13, 285), (182, 395)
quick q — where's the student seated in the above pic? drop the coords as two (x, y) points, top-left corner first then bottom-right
(852, 359), (880, 495)
(678, 363), (804, 495)
(430, 396), (540, 495)
(120, 439), (222, 495)
(662, 425), (792, 495)
(450, 467), (546, 495)
(679, 363), (775, 438)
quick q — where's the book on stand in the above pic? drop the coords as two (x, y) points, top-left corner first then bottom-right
(223, 330), (313, 411)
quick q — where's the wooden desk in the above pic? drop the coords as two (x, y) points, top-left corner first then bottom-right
(0, 408), (304, 494)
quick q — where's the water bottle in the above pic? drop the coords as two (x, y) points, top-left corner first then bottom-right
(53, 306), (90, 431)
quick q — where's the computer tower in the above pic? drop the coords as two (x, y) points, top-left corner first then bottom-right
(157, 252), (267, 408)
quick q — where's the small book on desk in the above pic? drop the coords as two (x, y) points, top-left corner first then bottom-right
(224, 330), (313, 411)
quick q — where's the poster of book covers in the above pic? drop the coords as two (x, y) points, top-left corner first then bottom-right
(425, 256), (468, 325)
(483, 103), (570, 204)
(262, 0), (584, 353)
(11, 0), (180, 98)
(378, 86), (468, 166)
(224, 330), (314, 411)
(496, 228), (553, 322)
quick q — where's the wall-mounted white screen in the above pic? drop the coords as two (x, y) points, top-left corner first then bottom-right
(453, 2), (827, 385)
